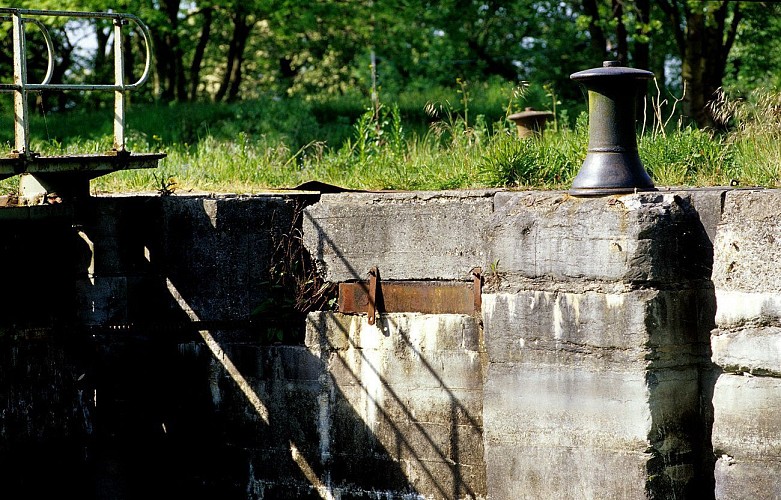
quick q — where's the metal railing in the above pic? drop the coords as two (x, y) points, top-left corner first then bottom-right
(0, 9), (154, 157)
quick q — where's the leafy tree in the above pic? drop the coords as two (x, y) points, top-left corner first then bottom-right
(722, 2), (781, 94)
(657, 0), (743, 128)
(0, 0), (779, 130)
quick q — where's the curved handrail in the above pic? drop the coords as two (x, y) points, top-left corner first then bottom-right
(0, 8), (153, 91)
(0, 8), (156, 154)
(124, 14), (153, 90)
(0, 15), (54, 87)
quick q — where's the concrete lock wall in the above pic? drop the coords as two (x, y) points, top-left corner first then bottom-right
(0, 188), (779, 498)
(710, 191), (781, 500)
(303, 190), (718, 499)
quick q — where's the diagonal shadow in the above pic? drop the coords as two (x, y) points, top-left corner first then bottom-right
(82, 194), (422, 498)
(311, 311), (484, 499)
(303, 201), (486, 498)
(302, 210), (483, 430)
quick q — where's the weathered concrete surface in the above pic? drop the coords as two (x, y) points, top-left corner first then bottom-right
(486, 191), (713, 284)
(483, 289), (713, 367)
(711, 190), (781, 499)
(712, 326), (781, 376)
(301, 190), (720, 499)
(667, 187), (729, 244)
(483, 363), (651, 498)
(713, 190), (781, 293)
(9, 186), (781, 498)
(481, 192), (715, 500)
(303, 190), (497, 282)
(713, 375), (781, 500)
(306, 312), (486, 499)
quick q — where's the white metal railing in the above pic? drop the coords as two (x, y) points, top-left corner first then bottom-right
(0, 9), (153, 157)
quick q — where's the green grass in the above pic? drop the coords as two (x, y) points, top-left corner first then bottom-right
(1, 86), (780, 195)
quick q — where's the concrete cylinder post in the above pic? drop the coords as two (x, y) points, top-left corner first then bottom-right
(569, 61), (655, 196)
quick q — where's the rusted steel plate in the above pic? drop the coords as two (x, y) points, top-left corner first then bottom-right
(338, 280), (477, 316)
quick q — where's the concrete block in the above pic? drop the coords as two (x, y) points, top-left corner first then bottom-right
(375, 314), (483, 353)
(311, 313), (482, 354)
(399, 458), (486, 500)
(715, 289), (781, 328)
(302, 191), (495, 281)
(712, 371), (781, 499)
(487, 191), (712, 283)
(483, 363), (651, 452)
(713, 190), (781, 292)
(483, 290), (648, 365)
(308, 312), (483, 393)
(483, 288), (714, 368)
(712, 373), (781, 461)
(715, 455), (781, 500)
(374, 419), (484, 465)
(712, 326), (781, 376)
(485, 445), (648, 500)
(669, 187), (728, 244)
(158, 196), (294, 321)
(82, 196), (161, 276)
(369, 387), (483, 427)
(305, 311), (486, 498)
(305, 312), (354, 352)
(482, 357), (656, 497)
(483, 359), (705, 499)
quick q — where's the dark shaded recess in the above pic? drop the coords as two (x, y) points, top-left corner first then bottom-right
(0, 193), (474, 498)
(0, 217), (78, 324)
(71, 195), (408, 498)
(0, 330), (95, 498)
(641, 195), (718, 500)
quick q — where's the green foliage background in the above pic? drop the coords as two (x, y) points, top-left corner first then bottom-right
(0, 1), (780, 193)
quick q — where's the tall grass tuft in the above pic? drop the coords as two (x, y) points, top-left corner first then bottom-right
(723, 90), (781, 187)
(478, 112), (586, 189)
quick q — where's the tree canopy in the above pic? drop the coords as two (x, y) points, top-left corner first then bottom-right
(1, 0), (779, 128)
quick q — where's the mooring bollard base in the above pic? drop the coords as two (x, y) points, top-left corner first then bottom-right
(569, 187), (658, 197)
(569, 61), (655, 197)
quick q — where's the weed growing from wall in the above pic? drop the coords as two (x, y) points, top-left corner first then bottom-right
(251, 199), (337, 344)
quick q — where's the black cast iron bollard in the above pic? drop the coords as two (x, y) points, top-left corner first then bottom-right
(569, 61), (656, 196)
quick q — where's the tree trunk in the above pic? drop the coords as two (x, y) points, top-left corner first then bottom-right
(94, 24), (111, 80)
(215, 12), (254, 102)
(152, 32), (170, 100)
(152, 0), (186, 102)
(123, 29), (135, 85)
(37, 27), (73, 113)
(189, 7), (214, 101)
(634, 0), (650, 70)
(612, 0), (628, 63)
(581, 0), (608, 57)
(174, 44), (187, 101)
(659, 0), (741, 128)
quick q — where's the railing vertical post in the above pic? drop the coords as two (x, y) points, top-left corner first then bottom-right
(113, 17), (126, 153)
(12, 11), (30, 156)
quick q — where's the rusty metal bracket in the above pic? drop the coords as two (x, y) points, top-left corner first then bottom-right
(367, 266), (379, 325)
(472, 267), (482, 314)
